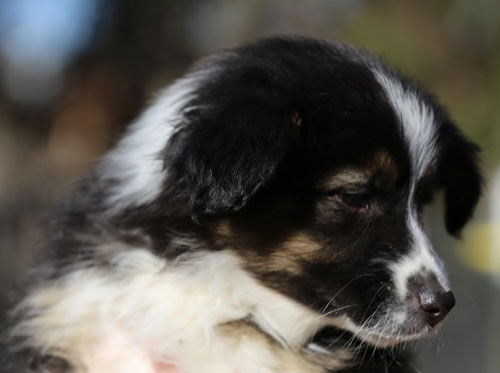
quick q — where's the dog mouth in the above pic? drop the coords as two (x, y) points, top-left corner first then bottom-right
(353, 326), (434, 348)
(309, 320), (437, 353)
(348, 320), (432, 347)
(313, 306), (449, 351)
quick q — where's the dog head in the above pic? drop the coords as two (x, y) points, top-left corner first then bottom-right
(108, 37), (482, 348)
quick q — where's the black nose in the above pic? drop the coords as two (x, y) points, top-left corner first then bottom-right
(418, 290), (455, 328)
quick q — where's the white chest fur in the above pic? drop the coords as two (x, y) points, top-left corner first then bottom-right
(13, 248), (345, 372)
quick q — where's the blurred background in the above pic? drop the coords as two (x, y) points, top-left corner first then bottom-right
(0, 0), (499, 371)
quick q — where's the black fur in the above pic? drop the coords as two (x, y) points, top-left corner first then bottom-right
(437, 121), (483, 235)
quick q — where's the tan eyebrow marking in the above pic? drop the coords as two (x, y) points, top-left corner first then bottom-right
(321, 170), (371, 190)
(320, 151), (398, 191)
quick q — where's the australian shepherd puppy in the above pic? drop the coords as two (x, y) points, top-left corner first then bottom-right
(6, 37), (481, 372)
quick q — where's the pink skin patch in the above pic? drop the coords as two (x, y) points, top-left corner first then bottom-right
(84, 328), (181, 373)
(155, 362), (182, 373)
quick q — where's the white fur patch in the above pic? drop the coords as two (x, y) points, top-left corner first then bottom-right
(100, 72), (204, 211)
(374, 70), (448, 299)
(13, 248), (343, 373)
(398, 207), (449, 293)
(373, 70), (437, 179)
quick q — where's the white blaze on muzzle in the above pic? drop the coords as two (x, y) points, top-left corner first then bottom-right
(373, 69), (449, 300)
(391, 201), (450, 300)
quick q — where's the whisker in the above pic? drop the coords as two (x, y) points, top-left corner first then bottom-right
(319, 273), (374, 315)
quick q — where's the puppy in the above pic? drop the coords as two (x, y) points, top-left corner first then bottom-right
(7, 37), (481, 372)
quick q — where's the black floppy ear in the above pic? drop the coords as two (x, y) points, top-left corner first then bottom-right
(439, 123), (482, 236)
(170, 97), (300, 218)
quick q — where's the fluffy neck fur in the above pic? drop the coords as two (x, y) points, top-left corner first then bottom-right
(13, 246), (348, 372)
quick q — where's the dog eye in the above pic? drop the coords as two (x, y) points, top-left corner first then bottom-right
(336, 192), (371, 209)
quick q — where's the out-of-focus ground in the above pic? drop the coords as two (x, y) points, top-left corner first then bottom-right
(0, 1), (499, 371)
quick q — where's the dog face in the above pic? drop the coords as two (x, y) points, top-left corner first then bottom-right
(162, 38), (481, 347)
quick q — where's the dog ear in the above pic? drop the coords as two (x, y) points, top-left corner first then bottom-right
(170, 95), (300, 218)
(438, 123), (482, 236)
